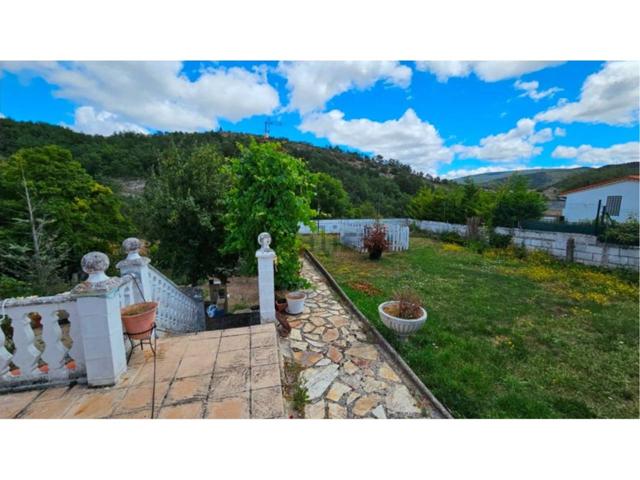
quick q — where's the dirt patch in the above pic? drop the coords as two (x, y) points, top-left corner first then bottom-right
(349, 281), (382, 296)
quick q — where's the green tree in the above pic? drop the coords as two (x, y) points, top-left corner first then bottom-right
(224, 141), (315, 289)
(139, 144), (237, 285)
(312, 173), (351, 218)
(491, 175), (546, 227)
(0, 146), (131, 279)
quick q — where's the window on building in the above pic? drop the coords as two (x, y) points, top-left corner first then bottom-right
(605, 195), (622, 216)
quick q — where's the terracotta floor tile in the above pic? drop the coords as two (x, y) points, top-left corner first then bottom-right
(63, 388), (126, 419)
(0, 390), (41, 418)
(214, 349), (250, 371)
(115, 382), (170, 414)
(219, 334), (250, 352)
(251, 331), (277, 348)
(165, 375), (210, 404)
(251, 363), (281, 390)
(158, 401), (203, 419)
(221, 326), (252, 337)
(189, 330), (222, 340)
(206, 392), (250, 419)
(20, 398), (75, 418)
(32, 386), (74, 403)
(251, 386), (285, 419)
(250, 346), (279, 367)
(210, 367), (249, 399)
(175, 355), (214, 379)
(251, 323), (276, 334)
(182, 338), (219, 358)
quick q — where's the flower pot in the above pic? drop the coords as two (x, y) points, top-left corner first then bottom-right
(378, 301), (427, 342)
(121, 302), (158, 340)
(369, 249), (383, 260)
(285, 292), (307, 315)
(275, 298), (288, 313)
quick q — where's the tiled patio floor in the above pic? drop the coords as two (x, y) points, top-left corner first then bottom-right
(0, 322), (284, 419)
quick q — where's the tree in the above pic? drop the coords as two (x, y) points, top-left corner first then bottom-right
(490, 175), (546, 228)
(0, 146), (131, 279)
(224, 141), (315, 289)
(312, 173), (351, 218)
(139, 144), (237, 285)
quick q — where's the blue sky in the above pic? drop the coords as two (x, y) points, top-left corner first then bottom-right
(1, 61), (638, 178)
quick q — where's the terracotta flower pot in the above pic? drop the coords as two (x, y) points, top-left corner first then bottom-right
(121, 302), (158, 340)
(275, 298), (287, 313)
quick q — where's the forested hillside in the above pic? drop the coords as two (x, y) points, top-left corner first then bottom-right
(552, 162), (639, 192)
(0, 118), (441, 216)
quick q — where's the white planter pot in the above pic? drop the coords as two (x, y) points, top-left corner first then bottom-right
(286, 292), (307, 315)
(378, 301), (427, 341)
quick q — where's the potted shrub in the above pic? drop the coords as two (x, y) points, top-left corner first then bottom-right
(378, 289), (427, 341)
(363, 223), (389, 260)
(121, 301), (158, 339)
(285, 291), (307, 315)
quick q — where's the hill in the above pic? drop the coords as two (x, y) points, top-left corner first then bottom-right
(0, 118), (441, 216)
(455, 166), (591, 190)
(553, 162), (639, 192)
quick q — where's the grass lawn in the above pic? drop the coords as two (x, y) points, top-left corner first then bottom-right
(307, 234), (639, 418)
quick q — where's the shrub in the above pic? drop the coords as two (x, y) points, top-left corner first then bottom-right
(599, 219), (639, 246)
(467, 238), (489, 254)
(363, 223), (389, 259)
(385, 288), (423, 319)
(439, 231), (465, 245)
(489, 231), (513, 249)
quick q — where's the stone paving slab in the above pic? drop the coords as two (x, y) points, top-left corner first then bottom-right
(0, 323), (284, 419)
(280, 259), (439, 419)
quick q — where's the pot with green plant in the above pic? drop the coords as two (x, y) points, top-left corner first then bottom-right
(378, 289), (427, 341)
(363, 222), (389, 260)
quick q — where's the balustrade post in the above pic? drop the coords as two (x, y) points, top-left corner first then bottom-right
(116, 237), (152, 303)
(256, 232), (276, 324)
(72, 252), (127, 387)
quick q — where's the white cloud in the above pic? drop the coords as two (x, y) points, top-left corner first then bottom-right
(299, 108), (452, 174)
(551, 142), (639, 165)
(65, 106), (148, 136)
(278, 61), (412, 114)
(536, 61), (640, 125)
(2, 61), (280, 132)
(452, 118), (555, 162)
(415, 61), (564, 82)
(554, 127), (566, 137)
(514, 79), (561, 101)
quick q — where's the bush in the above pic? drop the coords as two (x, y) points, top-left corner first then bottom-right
(363, 223), (389, 260)
(489, 231), (513, 249)
(599, 219), (639, 246)
(439, 231), (465, 245)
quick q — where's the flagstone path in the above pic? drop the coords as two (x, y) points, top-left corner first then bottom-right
(280, 258), (443, 419)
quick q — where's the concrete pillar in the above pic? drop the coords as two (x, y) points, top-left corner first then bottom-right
(72, 252), (127, 387)
(256, 232), (276, 324)
(116, 237), (152, 303)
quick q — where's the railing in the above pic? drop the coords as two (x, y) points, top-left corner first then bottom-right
(339, 222), (410, 252)
(147, 265), (204, 332)
(1, 293), (86, 390)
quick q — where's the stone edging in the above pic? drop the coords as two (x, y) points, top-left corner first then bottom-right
(303, 249), (454, 419)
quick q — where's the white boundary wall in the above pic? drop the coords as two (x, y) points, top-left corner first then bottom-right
(299, 218), (639, 270)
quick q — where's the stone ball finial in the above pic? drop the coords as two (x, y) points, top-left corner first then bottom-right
(81, 251), (110, 284)
(123, 237), (142, 259)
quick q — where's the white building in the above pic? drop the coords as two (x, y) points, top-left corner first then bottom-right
(561, 175), (639, 222)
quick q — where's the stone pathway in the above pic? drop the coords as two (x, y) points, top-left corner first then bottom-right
(280, 259), (441, 419)
(0, 323), (284, 419)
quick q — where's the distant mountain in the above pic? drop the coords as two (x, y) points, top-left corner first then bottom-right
(455, 167), (591, 190)
(552, 162), (639, 192)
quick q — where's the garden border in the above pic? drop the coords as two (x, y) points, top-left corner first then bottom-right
(303, 248), (454, 419)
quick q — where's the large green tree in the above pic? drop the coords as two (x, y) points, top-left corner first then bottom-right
(490, 175), (546, 227)
(312, 172), (351, 218)
(0, 146), (131, 283)
(138, 144), (237, 285)
(224, 141), (315, 289)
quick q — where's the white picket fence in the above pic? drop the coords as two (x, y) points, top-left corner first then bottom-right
(339, 222), (410, 252)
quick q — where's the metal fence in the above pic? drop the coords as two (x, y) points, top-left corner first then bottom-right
(520, 220), (598, 235)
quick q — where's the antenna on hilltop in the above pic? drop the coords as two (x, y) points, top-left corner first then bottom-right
(264, 117), (282, 138)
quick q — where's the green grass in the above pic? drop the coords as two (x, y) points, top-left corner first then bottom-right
(310, 236), (639, 418)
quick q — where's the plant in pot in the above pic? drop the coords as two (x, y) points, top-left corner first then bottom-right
(121, 301), (158, 340)
(285, 291), (307, 315)
(378, 289), (427, 342)
(275, 294), (288, 313)
(363, 223), (389, 260)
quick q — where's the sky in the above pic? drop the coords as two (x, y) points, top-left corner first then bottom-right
(0, 61), (638, 178)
